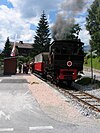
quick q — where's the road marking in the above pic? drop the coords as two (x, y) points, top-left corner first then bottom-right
(29, 126), (53, 130)
(0, 110), (11, 120)
(24, 90), (30, 95)
(0, 79), (2, 82)
(0, 128), (14, 132)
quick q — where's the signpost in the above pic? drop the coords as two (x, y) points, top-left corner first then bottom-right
(90, 46), (93, 83)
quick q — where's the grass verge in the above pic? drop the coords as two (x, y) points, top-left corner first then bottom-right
(84, 57), (100, 70)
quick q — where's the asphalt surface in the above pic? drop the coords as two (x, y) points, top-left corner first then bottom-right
(0, 74), (100, 133)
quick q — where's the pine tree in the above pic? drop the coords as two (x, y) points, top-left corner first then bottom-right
(3, 37), (12, 57)
(33, 11), (51, 55)
(86, 0), (100, 56)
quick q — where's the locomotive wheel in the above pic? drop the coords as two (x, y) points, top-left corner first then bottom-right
(42, 73), (47, 79)
(67, 81), (72, 87)
(56, 79), (63, 87)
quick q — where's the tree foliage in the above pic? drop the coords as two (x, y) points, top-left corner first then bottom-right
(86, 0), (100, 56)
(33, 11), (51, 56)
(2, 37), (12, 57)
(65, 24), (81, 40)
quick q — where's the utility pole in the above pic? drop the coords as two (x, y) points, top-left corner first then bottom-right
(90, 46), (93, 83)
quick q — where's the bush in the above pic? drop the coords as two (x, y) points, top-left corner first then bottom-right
(17, 56), (33, 64)
(76, 77), (100, 88)
(96, 80), (100, 88)
(84, 58), (88, 64)
(76, 77), (91, 85)
(92, 55), (96, 58)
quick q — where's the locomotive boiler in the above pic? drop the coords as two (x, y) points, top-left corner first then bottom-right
(34, 40), (84, 86)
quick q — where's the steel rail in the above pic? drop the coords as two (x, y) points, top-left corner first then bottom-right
(80, 91), (100, 102)
(64, 90), (100, 112)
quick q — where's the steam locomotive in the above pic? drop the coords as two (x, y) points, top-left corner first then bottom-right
(34, 40), (84, 86)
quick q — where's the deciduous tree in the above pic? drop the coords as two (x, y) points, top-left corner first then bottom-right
(86, 0), (100, 56)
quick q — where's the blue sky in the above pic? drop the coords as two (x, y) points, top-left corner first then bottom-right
(0, 0), (94, 50)
(0, 0), (13, 8)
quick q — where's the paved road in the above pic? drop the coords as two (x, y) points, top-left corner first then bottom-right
(83, 70), (100, 81)
(0, 75), (100, 133)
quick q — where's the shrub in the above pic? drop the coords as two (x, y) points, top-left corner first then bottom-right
(76, 77), (91, 85)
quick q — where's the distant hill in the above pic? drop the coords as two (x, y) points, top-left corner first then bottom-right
(84, 45), (90, 52)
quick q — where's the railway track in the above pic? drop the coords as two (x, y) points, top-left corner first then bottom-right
(63, 90), (100, 113)
(49, 82), (100, 114)
(33, 73), (100, 114)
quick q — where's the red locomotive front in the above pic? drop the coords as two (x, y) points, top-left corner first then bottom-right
(34, 40), (84, 86)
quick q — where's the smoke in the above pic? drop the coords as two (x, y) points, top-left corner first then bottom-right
(52, 0), (86, 40)
(52, 14), (75, 40)
(60, 0), (86, 17)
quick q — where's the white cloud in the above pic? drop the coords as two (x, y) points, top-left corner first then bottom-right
(0, 0), (62, 50)
(75, 0), (94, 46)
(79, 26), (90, 45)
(0, 0), (94, 50)
(8, 0), (61, 18)
(0, 5), (36, 50)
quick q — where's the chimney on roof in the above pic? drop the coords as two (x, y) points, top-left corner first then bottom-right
(19, 41), (23, 44)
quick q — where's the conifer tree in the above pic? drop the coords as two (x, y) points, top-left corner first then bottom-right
(3, 37), (12, 57)
(33, 11), (51, 55)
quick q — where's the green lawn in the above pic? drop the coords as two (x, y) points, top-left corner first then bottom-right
(84, 56), (100, 70)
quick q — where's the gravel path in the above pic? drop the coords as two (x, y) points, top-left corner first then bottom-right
(23, 74), (100, 126)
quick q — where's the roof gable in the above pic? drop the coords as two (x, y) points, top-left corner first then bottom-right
(11, 41), (33, 49)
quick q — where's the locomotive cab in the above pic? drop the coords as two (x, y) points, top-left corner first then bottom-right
(48, 40), (84, 86)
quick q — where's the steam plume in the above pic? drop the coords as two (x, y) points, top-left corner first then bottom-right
(52, 0), (86, 40)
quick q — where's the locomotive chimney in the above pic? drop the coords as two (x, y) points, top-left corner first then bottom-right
(19, 41), (23, 44)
